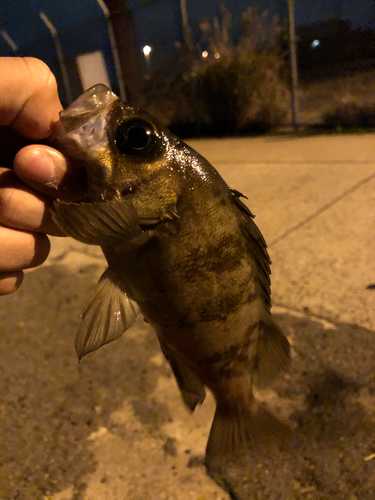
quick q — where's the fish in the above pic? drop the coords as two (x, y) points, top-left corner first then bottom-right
(50, 84), (291, 465)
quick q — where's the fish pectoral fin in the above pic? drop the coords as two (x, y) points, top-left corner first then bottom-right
(252, 315), (291, 387)
(205, 398), (291, 467)
(158, 336), (206, 411)
(75, 267), (140, 359)
(52, 197), (141, 244)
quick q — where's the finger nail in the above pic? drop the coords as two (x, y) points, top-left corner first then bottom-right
(0, 272), (24, 296)
(15, 148), (65, 188)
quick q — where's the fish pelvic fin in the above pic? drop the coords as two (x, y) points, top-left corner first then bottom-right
(251, 315), (291, 388)
(205, 398), (291, 467)
(158, 335), (206, 411)
(75, 267), (140, 359)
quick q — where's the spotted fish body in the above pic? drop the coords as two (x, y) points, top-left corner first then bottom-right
(51, 85), (291, 463)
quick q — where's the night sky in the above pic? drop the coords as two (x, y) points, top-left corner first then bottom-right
(1, 0), (374, 58)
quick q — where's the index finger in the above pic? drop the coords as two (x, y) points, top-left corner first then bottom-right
(0, 57), (62, 140)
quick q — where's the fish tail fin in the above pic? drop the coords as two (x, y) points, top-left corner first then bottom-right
(205, 398), (291, 466)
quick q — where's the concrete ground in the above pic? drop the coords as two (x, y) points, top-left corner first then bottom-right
(0, 133), (374, 500)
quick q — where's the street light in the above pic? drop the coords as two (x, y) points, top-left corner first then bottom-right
(143, 45), (152, 61)
(143, 45), (152, 79)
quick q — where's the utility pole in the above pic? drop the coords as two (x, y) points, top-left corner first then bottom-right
(180, 0), (192, 49)
(287, 0), (299, 129)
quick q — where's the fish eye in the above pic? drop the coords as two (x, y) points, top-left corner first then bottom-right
(115, 119), (158, 156)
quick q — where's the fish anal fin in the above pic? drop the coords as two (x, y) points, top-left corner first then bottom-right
(75, 268), (140, 359)
(158, 336), (206, 411)
(252, 315), (291, 387)
(205, 399), (291, 466)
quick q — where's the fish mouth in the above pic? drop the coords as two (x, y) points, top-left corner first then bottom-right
(55, 185), (135, 210)
(50, 84), (119, 157)
(50, 85), (129, 204)
(59, 84), (118, 132)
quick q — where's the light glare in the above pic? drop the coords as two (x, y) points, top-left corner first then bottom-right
(143, 45), (152, 56)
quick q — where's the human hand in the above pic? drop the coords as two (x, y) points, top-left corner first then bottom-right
(0, 57), (85, 295)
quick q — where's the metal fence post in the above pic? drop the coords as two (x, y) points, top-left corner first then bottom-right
(1, 30), (18, 55)
(287, 0), (299, 129)
(39, 11), (73, 105)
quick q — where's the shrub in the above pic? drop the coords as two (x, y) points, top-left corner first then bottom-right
(142, 8), (290, 136)
(323, 101), (375, 129)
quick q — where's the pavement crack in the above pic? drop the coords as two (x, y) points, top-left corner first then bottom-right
(268, 170), (375, 247)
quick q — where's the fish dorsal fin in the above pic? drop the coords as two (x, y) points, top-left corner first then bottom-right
(75, 268), (140, 359)
(230, 188), (271, 310)
(52, 197), (143, 245)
